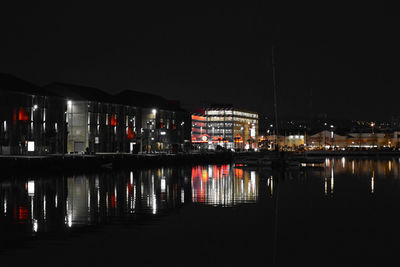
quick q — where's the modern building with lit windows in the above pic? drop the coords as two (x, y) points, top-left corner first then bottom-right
(45, 83), (139, 154)
(205, 105), (259, 150)
(0, 74), (66, 155)
(115, 91), (191, 153)
(191, 113), (208, 149)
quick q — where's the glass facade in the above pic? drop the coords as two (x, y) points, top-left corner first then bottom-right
(205, 108), (258, 150)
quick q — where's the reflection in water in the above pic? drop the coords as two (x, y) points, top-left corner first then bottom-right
(0, 168), (189, 234)
(371, 170), (375, 194)
(191, 165), (258, 206)
(1, 159), (400, 239)
(267, 176), (274, 197)
(0, 165), (260, 235)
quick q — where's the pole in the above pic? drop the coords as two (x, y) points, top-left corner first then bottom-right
(272, 45), (279, 151)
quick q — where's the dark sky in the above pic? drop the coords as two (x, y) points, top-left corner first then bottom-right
(0, 2), (398, 120)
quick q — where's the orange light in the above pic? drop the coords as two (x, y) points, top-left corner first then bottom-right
(192, 115), (206, 121)
(127, 127), (136, 139)
(18, 107), (29, 121)
(110, 115), (118, 126)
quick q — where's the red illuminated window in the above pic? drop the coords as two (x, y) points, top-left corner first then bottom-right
(110, 115), (118, 126)
(127, 127), (136, 139)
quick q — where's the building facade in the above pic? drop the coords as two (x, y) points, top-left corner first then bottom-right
(116, 91), (191, 153)
(0, 74), (66, 155)
(45, 83), (140, 154)
(191, 114), (208, 150)
(205, 107), (258, 150)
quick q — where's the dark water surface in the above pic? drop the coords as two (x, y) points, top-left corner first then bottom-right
(1, 158), (400, 266)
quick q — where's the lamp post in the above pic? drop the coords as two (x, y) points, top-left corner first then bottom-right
(371, 122), (375, 148)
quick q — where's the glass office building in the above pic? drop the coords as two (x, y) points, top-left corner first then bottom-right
(205, 107), (258, 150)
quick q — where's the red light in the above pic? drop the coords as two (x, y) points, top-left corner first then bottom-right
(127, 127), (136, 139)
(14, 206), (29, 221)
(110, 115), (118, 126)
(111, 194), (116, 208)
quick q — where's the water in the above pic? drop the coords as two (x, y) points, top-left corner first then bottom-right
(1, 158), (400, 266)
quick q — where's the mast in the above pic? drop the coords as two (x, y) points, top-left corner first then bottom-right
(271, 45), (279, 151)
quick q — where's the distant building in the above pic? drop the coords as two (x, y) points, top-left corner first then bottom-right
(205, 106), (258, 150)
(191, 113), (208, 149)
(115, 91), (191, 153)
(0, 74), (66, 155)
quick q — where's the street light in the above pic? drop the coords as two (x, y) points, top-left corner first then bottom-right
(371, 122), (376, 148)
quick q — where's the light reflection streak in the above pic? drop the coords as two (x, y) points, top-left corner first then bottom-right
(43, 195), (46, 220)
(191, 165), (258, 206)
(331, 167), (334, 195)
(371, 170), (375, 194)
(33, 219), (38, 232)
(1, 160), (400, 236)
(270, 176), (274, 197)
(0, 168), (188, 233)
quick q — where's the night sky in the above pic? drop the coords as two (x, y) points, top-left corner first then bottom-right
(0, 2), (398, 120)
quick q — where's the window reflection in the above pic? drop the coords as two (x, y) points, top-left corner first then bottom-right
(1, 159), (397, 238)
(191, 165), (259, 206)
(0, 168), (188, 234)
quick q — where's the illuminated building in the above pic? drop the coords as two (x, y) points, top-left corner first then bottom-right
(205, 106), (258, 150)
(265, 134), (305, 151)
(45, 83), (139, 154)
(0, 74), (66, 154)
(191, 113), (208, 149)
(116, 91), (191, 153)
(42, 84), (190, 154)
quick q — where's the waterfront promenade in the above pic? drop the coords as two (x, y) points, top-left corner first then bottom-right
(0, 152), (234, 174)
(2, 149), (400, 174)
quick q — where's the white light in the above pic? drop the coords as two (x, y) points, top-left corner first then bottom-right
(33, 104), (38, 110)
(68, 215), (72, 227)
(27, 141), (35, 152)
(371, 176), (375, 194)
(33, 219), (38, 232)
(67, 100), (72, 106)
(43, 195), (46, 220)
(160, 131), (166, 135)
(28, 180), (35, 196)
(161, 177), (166, 192)
(152, 109), (157, 114)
